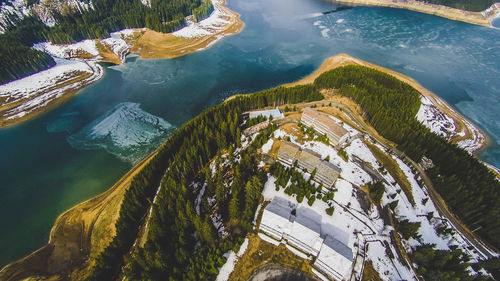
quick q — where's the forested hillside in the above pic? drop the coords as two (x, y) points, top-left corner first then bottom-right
(0, 16), (55, 84)
(87, 85), (323, 280)
(0, 0), (214, 84)
(315, 65), (500, 250)
(422, 0), (494, 12)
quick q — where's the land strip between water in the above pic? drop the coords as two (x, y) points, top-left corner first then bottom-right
(335, 0), (499, 27)
(1, 53), (496, 281)
(0, 0), (244, 129)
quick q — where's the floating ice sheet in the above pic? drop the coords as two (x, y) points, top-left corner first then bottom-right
(67, 102), (175, 163)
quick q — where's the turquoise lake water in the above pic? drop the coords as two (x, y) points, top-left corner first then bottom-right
(0, 0), (499, 267)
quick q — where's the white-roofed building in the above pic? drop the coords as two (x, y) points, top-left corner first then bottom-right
(314, 235), (354, 281)
(286, 207), (324, 256)
(247, 108), (284, 120)
(259, 197), (295, 241)
(301, 107), (349, 146)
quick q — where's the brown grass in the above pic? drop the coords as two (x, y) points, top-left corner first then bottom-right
(130, 1), (244, 59)
(364, 141), (415, 206)
(228, 234), (317, 281)
(0, 150), (159, 281)
(95, 41), (122, 65)
(361, 260), (383, 281)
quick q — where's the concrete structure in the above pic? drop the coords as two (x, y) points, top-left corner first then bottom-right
(314, 235), (354, 281)
(260, 197), (296, 241)
(277, 141), (300, 166)
(286, 207), (324, 256)
(247, 108), (284, 120)
(258, 197), (354, 281)
(301, 108), (349, 146)
(277, 142), (341, 188)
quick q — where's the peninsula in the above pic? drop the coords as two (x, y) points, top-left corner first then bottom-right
(1, 54), (497, 281)
(0, 0), (243, 128)
(336, 0), (500, 27)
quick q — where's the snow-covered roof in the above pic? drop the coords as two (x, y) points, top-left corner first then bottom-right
(260, 197), (295, 240)
(288, 207), (324, 255)
(295, 207), (322, 234)
(302, 108), (348, 138)
(248, 108), (284, 120)
(315, 237), (353, 280)
(323, 235), (353, 261)
(265, 197), (296, 219)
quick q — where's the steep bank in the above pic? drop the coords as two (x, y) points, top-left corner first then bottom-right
(0, 150), (158, 281)
(335, 0), (499, 27)
(284, 53), (488, 156)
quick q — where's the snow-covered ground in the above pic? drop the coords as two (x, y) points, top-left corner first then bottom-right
(0, 0), (93, 32)
(216, 238), (249, 281)
(416, 96), (456, 139)
(173, 0), (232, 39)
(256, 120), (492, 280)
(415, 95), (486, 154)
(0, 58), (102, 121)
(34, 39), (100, 59)
(100, 29), (140, 62)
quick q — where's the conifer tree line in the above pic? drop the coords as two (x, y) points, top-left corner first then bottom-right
(87, 85), (322, 280)
(0, 0), (214, 84)
(424, 0), (494, 12)
(315, 65), (500, 250)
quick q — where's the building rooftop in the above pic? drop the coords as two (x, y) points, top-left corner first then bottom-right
(265, 197), (296, 220)
(248, 108), (284, 120)
(278, 142), (300, 158)
(323, 235), (353, 261)
(294, 207), (322, 234)
(302, 108), (348, 138)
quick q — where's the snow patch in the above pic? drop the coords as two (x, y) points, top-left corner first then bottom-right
(173, 0), (230, 39)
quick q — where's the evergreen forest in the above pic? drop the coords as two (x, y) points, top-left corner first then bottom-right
(85, 65), (499, 280)
(0, 0), (213, 84)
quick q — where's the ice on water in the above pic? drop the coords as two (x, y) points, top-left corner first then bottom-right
(67, 102), (175, 163)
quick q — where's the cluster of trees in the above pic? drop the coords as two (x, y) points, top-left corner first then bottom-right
(423, 0), (494, 12)
(0, 0), (214, 84)
(412, 244), (494, 281)
(368, 181), (385, 205)
(87, 85), (323, 279)
(245, 115), (268, 128)
(314, 65), (500, 250)
(270, 162), (335, 208)
(0, 16), (55, 84)
(298, 122), (329, 145)
(396, 219), (421, 240)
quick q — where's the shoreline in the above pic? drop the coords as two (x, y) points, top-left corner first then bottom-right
(335, 0), (500, 27)
(0, 148), (160, 281)
(0, 0), (244, 129)
(1, 53), (495, 279)
(284, 53), (489, 156)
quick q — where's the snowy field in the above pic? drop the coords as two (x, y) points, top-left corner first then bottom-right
(173, 0), (233, 39)
(231, 118), (493, 281)
(415, 95), (486, 154)
(0, 58), (102, 121)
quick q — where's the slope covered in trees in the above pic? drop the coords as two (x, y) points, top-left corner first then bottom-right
(85, 64), (498, 280)
(0, 0), (214, 84)
(0, 16), (55, 84)
(87, 85), (322, 280)
(423, 0), (494, 12)
(315, 65), (500, 250)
